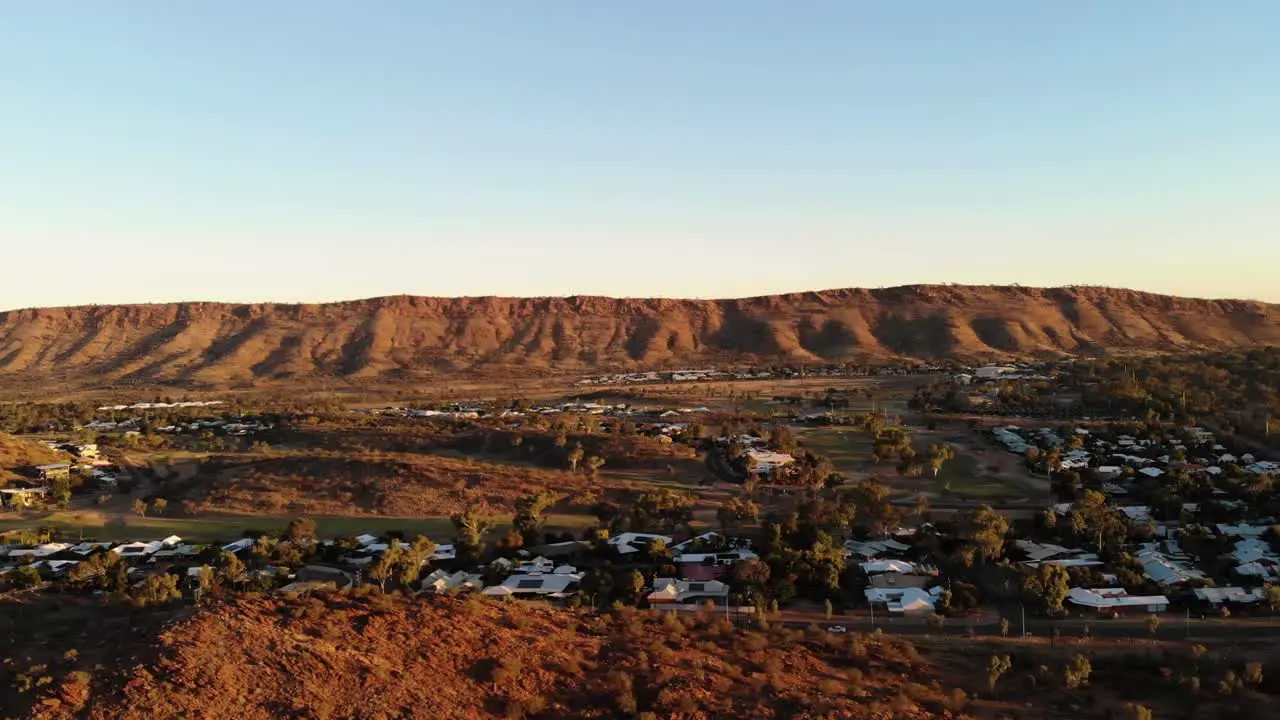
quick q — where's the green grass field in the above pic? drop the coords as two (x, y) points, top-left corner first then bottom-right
(931, 453), (1023, 500)
(0, 511), (598, 543)
(797, 427), (876, 469)
(800, 427), (1027, 502)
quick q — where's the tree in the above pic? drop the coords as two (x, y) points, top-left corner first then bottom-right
(133, 574), (181, 606)
(513, 492), (556, 546)
(987, 655), (1012, 693)
(370, 545), (402, 592)
(586, 455), (606, 480)
(1146, 613), (1161, 640)
(131, 498), (147, 517)
(824, 598), (833, 621)
(1022, 563), (1071, 614)
(286, 517), (317, 546)
(1000, 618), (1010, 637)
(151, 498), (168, 516)
(1244, 661), (1264, 687)
(218, 550), (247, 585)
(50, 474), (72, 507)
(567, 443), (585, 473)
(1121, 704), (1154, 720)
(1063, 654), (1092, 690)
(452, 507), (494, 564)
(11, 564), (41, 589)
(730, 558), (770, 587)
(717, 497), (759, 535)
(622, 569), (645, 604)
(195, 565), (215, 596)
(958, 506), (1009, 563)
(392, 535), (436, 588)
(928, 443), (955, 478)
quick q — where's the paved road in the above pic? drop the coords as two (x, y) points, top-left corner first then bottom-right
(773, 611), (1280, 643)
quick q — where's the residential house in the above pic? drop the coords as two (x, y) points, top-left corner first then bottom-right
(0, 487), (49, 508)
(481, 571), (582, 599)
(864, 587), (940, 614)
(420, 569), (483, 594)
(608, 532), (673, 555)
(745, 449), (795, 476)
(1067, 587), (1169, 615)
(7, 542), (73, 559)
(113, 536), (182, 559)
(1194, 587), (1265, 608)
(35, 464), (71, 482)
(647, 578), (729, 605)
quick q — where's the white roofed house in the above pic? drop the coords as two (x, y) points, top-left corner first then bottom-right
(744, 449), (795, 477)
(865, 587), (940, 614)
(608, 532), (673, 555)
(110, 535), (182, 559)
(1068, 587), (1169, 616)
(646, 578), (729, 605)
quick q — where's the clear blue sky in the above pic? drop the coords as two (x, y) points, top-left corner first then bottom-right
(2, 2), (1278, 310)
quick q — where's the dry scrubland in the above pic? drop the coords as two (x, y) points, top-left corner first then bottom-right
(3, 591), (1276, 720)
(189, 453), (594, 517)
(1, 285), (1277, 389)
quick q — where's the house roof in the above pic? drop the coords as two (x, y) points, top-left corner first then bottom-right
(481, 572), (582, 596)
(1195, 587), (1265, 604)
(864, 587), (936, 613)
(647, 577), (729, 603)
(608, 532), (673, 554)
(674, 549), (758, 564)
(6, 542), (72, 558)
(1217, 523), (1268, 538)
(1067, 587), (1169, 609)
(860, 559), (917, 575)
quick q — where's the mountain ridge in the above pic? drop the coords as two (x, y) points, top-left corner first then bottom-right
(0, 285), (1276, 389)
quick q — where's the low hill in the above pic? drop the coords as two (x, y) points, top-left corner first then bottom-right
(0, 433), (66, 484)
(1, 285), (1277, 389)
(10, 591), (1270, 719)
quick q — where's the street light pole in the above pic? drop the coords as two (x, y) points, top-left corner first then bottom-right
(1020, 601), (1026, 637)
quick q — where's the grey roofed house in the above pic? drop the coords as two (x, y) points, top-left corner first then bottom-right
(481, 571), (582, 598)
(647, 577), (729, 604)
(1195, 587), (1265, 606)
(7, 542), (73, 558)
(68, 542), (114, 556)
(420, 569), (483, 594)
(525, 540), (590, 558)
(221, 538), (256, 554)
(864, 587), (939, 614)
